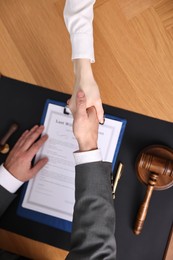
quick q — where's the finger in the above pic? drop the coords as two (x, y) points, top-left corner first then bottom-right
(68, 98), (76, 116)
(22, 125), (45, 151)
(87, 106), (99, 122)
(26, 134), (48, 159)
(95, 100), (104, 124)
(30, 157), (48, 177)
(66, 98), (70, 105)
(75, 90), (87, 118)
(16, 125), (39, 149)
(11, 130), (29, 151)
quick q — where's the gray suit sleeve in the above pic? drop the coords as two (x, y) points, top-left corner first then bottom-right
(66, 161), (116, 260)
(0, 185), (17, 217)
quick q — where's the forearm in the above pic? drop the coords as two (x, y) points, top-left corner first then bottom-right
(73, 59), (93, 80)
(66, 162), (116, 260)
(0, 185), (16, 217)
(64, 0), (95, 62)
(0, 164), (20, 217)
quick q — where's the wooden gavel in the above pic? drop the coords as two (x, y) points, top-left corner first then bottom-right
(0, 123), (19, 154)
(134, 152), (173, 235)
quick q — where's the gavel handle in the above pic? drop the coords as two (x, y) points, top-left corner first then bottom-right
(134, 172), (158, 235)
(133, 185), (154, 235)
(0, 123), (19, 147)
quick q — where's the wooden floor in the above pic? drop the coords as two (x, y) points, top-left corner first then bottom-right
(0, 0), (173, 259)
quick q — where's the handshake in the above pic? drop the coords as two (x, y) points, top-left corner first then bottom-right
(3, 90), (100, 184)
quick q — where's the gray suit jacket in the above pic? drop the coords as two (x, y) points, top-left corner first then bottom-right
(0, 161), (116, 259)
(66, 161), (116, 260)
(0, 185), (16, 217)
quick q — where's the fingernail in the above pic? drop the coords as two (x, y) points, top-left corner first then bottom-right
(99, 117), (105, 125)
(78, 90), (85, 98)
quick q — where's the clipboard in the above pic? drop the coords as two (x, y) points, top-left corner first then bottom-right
(17, 99), (126, 232)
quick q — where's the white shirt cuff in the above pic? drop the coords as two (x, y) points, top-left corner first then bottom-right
(74, 149), (102, 165)
(71, 33), (95, 63)
(0, 164), (24, 193)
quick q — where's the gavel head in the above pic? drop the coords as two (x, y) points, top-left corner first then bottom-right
(136, 145), (173, 191)
(139, 153), (173, 177)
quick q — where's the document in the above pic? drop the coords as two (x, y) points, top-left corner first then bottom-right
(21, 100), (126, 230)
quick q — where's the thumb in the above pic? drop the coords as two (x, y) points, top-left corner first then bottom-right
(87, 106), (98, 121)
(95, 100), (104, 124)
(76, 90), (87, 117)
(31, 157), (48, 178)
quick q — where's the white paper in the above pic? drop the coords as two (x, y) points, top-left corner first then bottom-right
(22, 102), (125, 222)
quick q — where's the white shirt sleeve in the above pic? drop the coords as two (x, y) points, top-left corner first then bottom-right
(74, 149), (102, 165)
(64, 0), (96, 63)
(0, 164), (24, 193)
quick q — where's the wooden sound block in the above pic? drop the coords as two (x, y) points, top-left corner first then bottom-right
(136, 145), (173, 190)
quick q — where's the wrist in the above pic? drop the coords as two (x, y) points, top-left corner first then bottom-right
(78, 141), (98, 152)
(79, 146), (98, 152)
(0, 164), (23, 193)
(73, 59), (94, 81)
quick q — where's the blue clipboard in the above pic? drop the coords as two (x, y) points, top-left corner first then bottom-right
(17, 99), (127, 233)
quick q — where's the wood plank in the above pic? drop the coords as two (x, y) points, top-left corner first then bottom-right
(0, 229), (68, 259)
(0, 0), (73, 91)
(117, 0), (157, 19)
(0, 19), (35, 83)
(154, 0), (173, 30)
(154, 0), (173, 41)
(94, 0), (173, 120)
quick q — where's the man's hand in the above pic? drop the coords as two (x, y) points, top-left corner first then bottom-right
(73, 90), (99, 152)
(4, 125), (48, 182)
(68, 59), (104, 124)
